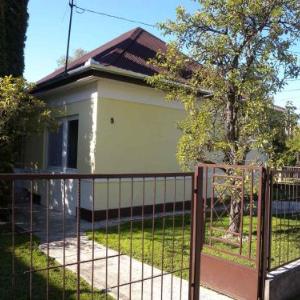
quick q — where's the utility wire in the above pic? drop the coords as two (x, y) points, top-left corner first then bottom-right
(278, 88), (300, 93)
(287, 78), (300, 81)
(73, 4), (156, 28)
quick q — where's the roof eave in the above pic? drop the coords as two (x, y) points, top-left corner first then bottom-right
(33, 64), (211, 96)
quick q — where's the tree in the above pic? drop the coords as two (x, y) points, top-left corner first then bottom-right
(0, 0), (29, 76)
(285, 101), (299, 136)
(288, 127), (300, 164)
(271, 102), (300, 166)
(56, 48), (88, 67)
(148, 1), (300, 233)
(282, 123), (300, 166)
(0, 76), (56, 172)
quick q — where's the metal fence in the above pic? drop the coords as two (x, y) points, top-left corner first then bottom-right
(269, 168), (300, 270)
(2, 165), (300, 300)
(0, 172), (195, 300)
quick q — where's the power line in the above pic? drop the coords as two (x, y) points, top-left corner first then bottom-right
(73, 4), (157, 28)
(279, 88), (300, 93)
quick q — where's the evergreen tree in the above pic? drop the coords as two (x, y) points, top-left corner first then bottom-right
(0, 0), (29, 76)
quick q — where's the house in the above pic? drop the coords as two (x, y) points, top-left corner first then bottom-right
(19, 27), (194, 219)
(19, 27), (266, 220)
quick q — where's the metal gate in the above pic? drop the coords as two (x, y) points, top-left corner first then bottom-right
(194, 164), (269, 300)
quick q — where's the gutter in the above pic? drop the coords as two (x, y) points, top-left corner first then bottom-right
(87, 61), (212, 95)
(33, 59), (212, 96)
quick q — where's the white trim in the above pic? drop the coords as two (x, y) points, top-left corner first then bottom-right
(90, 90), (98, 173)
(47, 82), (98, 107)
(89, 63), (211, 95)
(44, 76), (186, 111)
(42, 77), (184, 110)
(38, 62), (210, 95)
(97, 78), (185, 110)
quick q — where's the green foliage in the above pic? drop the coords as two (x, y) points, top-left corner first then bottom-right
(56, 48), (88, 67)
(0, 0), (29, 76)
(281, 126), (300, 166)
(287, 127), (300, 153)
(0, 76), (56, 172)
(271, 102), (300, 167)
(148, 0), (300, 170)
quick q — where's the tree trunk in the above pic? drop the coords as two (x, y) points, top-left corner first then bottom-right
(224, 89), (242, 234)
(229, 195), (241, 233)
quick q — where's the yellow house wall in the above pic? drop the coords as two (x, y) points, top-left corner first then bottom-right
(94, 98), (184, 173)
(87, 79), (190, 211)
(89, 177), (192, 211)
(94, 78), (187, 174)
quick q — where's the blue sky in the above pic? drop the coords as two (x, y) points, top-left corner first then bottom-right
(24, 0), (299, 111)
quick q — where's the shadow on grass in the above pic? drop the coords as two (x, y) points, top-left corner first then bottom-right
(0, 225), (108, 300)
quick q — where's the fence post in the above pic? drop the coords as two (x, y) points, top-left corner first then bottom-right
(258, 167), (272, 299)
(188, 166), (204, 300)
(264, 169), (273, 272)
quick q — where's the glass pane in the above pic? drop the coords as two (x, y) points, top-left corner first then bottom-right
(48, 124), (63, 167)
(67, 119), (78, 168)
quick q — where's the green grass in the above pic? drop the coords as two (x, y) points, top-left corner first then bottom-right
(88, 215), (191, 279)
(2, 213), (298, 299)
(87, 213), (300, 280)
(0, 225), (111, 300)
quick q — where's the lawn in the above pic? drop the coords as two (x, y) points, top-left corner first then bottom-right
(1, 213), (298, 299)
(87, 213), (300, 281)
(0, 224), (110, 300)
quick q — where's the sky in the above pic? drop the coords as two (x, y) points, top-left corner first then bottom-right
(24, 0), (299, 111)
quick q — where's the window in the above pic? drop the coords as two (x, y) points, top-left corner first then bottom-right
(47, 117), (79, 169)
(67, 119), (78, 168)
(48, 123), (63, 167)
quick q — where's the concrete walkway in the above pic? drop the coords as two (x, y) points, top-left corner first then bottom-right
(39, 235), (231, 300)
(17, 203), (232, 300)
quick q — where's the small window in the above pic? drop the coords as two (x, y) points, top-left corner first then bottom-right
(48, 124), (63, 167)
(67, 119), (78, 168)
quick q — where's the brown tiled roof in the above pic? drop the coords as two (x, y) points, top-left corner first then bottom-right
(37, 27), (167, 85)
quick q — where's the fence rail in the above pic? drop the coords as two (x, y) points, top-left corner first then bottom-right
(0, 172), (194, 300)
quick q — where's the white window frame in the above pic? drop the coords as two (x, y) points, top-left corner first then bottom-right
(46, 115), (79, 172)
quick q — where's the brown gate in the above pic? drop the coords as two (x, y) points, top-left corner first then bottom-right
(194, 164), (269, 300)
